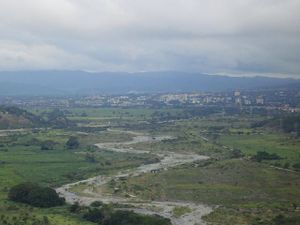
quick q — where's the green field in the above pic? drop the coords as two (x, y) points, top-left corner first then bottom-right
(0, 127), (157, 225)
(219, 132), (300, 165)
(1, 107), (300, 225)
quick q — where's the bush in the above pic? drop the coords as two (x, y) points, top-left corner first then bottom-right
(8, 183), (65, 208)
(83, 207), (171, 225)
(252, 151), (281, 162)
(283, 162), (290, 169)
(66, 136), (80, 149)
(40, 140), (56, 150)
(105, 210), (172, 225)
(90, 201), (103, 207)
(70, 202), (82, 213)
(24, 138), (41, 146)
(45, 109), (74, 128)
(272, 214), (300, 225)
(8, 182), (36, 203)
(292, 163), (300, 171)
(230, 149), (244, 159)
(83, 208), (105, 223)
(85, 153), (97, 163)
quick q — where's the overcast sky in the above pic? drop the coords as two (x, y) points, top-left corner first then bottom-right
(0, 0), (299, 77)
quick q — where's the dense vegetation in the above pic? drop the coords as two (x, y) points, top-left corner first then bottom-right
(252, 115), (300, 136)
(0, 106), (44, 129)
(66, 136), (80, 149)
(251, 151), (281, 162)
(8, 183), (65, 208)
(0, 106), (75, 129)
(80, 206), (171, 225)
(42, 108), (75, 128)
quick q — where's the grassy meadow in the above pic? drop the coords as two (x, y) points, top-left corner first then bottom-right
(0, 106), (299, 225)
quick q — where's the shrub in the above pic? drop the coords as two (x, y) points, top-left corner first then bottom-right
(8, 183), (65, 208)
(66, 136), (80, 149)
(106, 210), (172, 225)
(283, 162), (290, 169)
(85, 153), (97, 163)
(292, 163), (300, 170)
(40, 140), (56, 150)
(230, 149), (244, 159)
(24, 138), (41, 146)
(252, 151), (281, 162)
(90, 201), (103, 207)
(70, 202), (82, 213)
(272, 214), (300, 225)
(83, 208), (171, 225)
(83, 208), (105, 223)
(8, 183), (36, 203)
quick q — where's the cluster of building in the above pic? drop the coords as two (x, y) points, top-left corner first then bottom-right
(1, 89), (299, 112)
(156, 91), (268, 106)
(233, 91), (265, 106)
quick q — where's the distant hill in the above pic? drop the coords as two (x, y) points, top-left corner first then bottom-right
(0, 106), (74, 129)
(0, 71), (299, 96)
(0, 106), (44, 129)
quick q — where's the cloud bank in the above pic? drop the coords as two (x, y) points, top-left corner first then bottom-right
(0, 0), (299, 77)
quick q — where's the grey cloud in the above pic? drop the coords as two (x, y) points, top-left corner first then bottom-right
(0, 0), (299, 77)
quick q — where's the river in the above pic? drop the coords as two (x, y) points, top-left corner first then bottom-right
(56, 130), (213, 225)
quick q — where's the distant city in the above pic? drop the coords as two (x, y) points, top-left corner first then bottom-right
(1, 88), (299, 113)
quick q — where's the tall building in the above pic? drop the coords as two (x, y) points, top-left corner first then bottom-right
(256, 96), (265, 105)
(234, 91), (241, 97)
(234, 91), (241, 105)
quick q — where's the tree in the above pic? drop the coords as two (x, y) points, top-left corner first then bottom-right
(43, 216), (50, 224)
(70, 202), (81, 213)
(8, 183), (65, 208)
(104, 210), (172, 225)
(66, 136), (80, 149)
(8, 182), (36, 203)
(45, 108), (74, 128)
(40, 140), (56, 150)
(90, 201), (103, 207)
(85, 153), (97, 163)
(83, 208), (105, 224)
(292, 163), (300, 171)
(230, 149), (244, 159)
(251, 151), (281, 162)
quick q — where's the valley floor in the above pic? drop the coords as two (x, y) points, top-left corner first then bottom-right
(1, 107), (300, 225)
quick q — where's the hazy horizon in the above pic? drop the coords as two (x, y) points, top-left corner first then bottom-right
(0, 69), (299, 80)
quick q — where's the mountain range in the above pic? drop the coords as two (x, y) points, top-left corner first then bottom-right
(0, 71), (299, 96)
